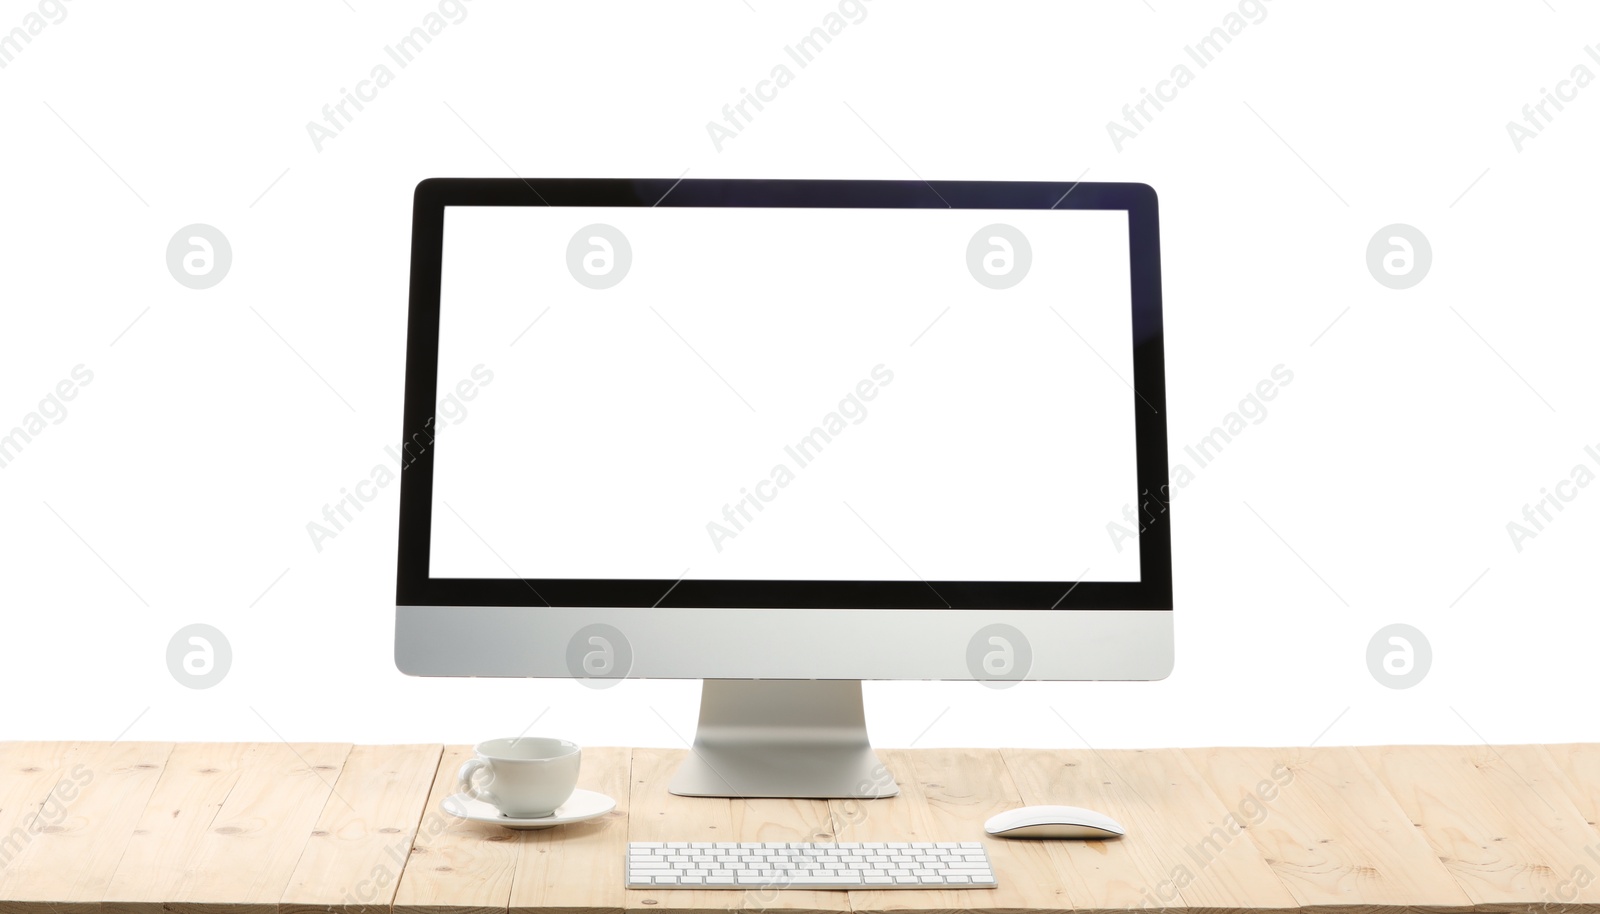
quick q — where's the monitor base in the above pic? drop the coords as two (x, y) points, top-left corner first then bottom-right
(668, 679), (900, 799)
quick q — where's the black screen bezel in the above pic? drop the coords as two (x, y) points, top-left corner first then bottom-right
(396, 178), (1170, 610)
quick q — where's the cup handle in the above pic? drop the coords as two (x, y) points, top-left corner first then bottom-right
(458, 757), (492, 801)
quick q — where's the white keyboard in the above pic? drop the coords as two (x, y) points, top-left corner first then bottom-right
(625, 841), (996, 889)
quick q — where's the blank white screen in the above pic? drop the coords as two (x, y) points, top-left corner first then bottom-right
(430, 205), (1140, 583)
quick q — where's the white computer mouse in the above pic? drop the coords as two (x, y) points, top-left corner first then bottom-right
(984, 805), (1126, 839)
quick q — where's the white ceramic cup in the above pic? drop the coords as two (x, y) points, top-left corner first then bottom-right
(458, 737), (581, 818)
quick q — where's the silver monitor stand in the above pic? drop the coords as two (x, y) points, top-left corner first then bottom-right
(668, 679), (900, 799)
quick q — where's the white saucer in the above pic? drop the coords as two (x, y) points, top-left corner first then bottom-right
(442, 788), (616, 829)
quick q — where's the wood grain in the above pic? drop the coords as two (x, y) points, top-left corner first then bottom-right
(1189, 745), (1475, 914)
(101, 742), (255, 913)
(0, 741), (173, 914)
(164, 741), (353, 914)
(1543, 744), (1600, 834)
(280, 743), (443, 914)
(0, 741), (79, 877)
(1364, 744), (1600, 913)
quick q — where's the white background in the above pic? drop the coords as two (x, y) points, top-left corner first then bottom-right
(0, 0), (1595, 752)
(430, 206), (1138, 582)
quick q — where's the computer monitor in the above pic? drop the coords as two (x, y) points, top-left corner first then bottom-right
(395, 178), (1171, 799)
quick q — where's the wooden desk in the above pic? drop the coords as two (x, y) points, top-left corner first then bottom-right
(1, 742), (1598, 913)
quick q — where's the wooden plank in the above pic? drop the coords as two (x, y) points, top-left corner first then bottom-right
(280, 743), (443, 914)
(1544, 744), (1600, 908)
(0, 742), (78, 875)
(0, 741), (173, 914)
(1364, 744), (1600, 913)
(101, 742), (254, 913)
(1543, 744), (1600, 840)
(1005, 747), (1299, 914)
(508, 746), (630, 914)
(156, 741), (352, 914)
(838, 747), (1073, 914)
(1189, 745), (1474, 914)
(392, 744), (520, 914)
(624, 747), (844, 914)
